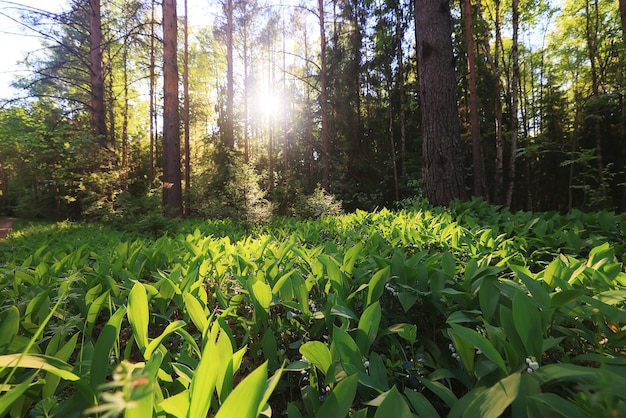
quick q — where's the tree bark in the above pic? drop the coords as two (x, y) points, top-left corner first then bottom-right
(162, 0), (183, 217)
(318, 0), (330, 192)
(415, 0), (467, 206)
(183, 0), (191, 216)
(89, 0), (107, 146)
(505, 0), (520, 207)
(462, 0), (485, 198)
(149, 0), (156, 182)
(395, 0), (407, 180)
(224, 0), (235, 150)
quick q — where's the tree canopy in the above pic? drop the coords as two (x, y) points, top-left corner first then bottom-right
(0, 0), (624, 221)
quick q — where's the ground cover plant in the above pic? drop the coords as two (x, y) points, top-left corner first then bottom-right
(1, 198), (625, 417)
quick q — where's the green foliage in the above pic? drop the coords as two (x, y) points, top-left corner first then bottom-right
(0, 199), (625, 416)
(293, 186), (345, 219)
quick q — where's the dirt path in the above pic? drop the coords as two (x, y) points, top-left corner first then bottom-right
(0, 217), (16, 240)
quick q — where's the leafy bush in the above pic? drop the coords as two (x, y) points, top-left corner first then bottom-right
(293, 186), (344, 218)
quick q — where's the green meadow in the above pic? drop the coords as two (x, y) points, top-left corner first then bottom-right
(1, 199), (625, 417)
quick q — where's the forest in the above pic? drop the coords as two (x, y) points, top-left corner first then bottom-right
(1, 0), (626, 417)
(0, 0), (624, 222)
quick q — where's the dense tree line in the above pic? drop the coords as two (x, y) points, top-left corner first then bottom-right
(0, 0), (624, 222)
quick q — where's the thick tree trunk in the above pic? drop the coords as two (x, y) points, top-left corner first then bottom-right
(162, 0), (182, 217)
(395, 1), (407, 180)
(183, 0), (191, 216)
(224, 0), (235, 150)
(463, 0), (485, 198)
(619, 0), (626, 43)
(319, 0), (330, 192)
(415, 0), (467, 206)
(149, 0), (156, 182)
(89, 0), (107, 146)
(505, 0), (520, 208)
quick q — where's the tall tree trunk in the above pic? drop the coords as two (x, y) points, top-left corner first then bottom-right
(486, 0), (505, 204)
(224, 0), (235, 150)
(318, 0), (330, 192)
(505, 0), (520, 207)
(243, 3), (250, 164)
(395, 0), (407, 181)
(415, 0), (467, 206)
(149, 0), (156, 182)
(162, 0), (182, 217)
(183, 0), (191, 216)
(585, 0), (604, 187)
(463, 0), (485, 198)
(89, 0), (107, 146)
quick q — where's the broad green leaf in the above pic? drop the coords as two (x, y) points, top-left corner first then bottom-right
(463, 371), (521, 418)
(183, 292), (209, 335)
(513, 265), (550, 308)
(478, 276), (500, 323)
(300, 341), (332, 374)
(215, 361), (268, 418)
(355, 302), (381, 354)
(144, 320), (186, 359)
(512, 291), (543, 359)
(415, 376), (458, 408)
(367, 266), (391, 306)
(251, 280), (273, 312)
(161, 389), (190, 416)
(449, 324), (507, 375)
(91, 306), (127, 389)
(85, 289), (110, 338)
(373, 386), (412, 418)
(529, 393), (586, 418)
(315, 373), (358, 418)
(405, 389), (440, 418)
(341, 242), (362, 276)
(128, 282), (149, 353)
(331, 325), (364, 371)
(189, 324), (220, 418)
(0, 307), (19, 354)
(0, 354), (80, 381)
(0, 371), (37, 417)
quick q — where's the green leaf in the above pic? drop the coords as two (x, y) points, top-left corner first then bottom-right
(449, 324), (508, 375)
(367, 266), (391, 306)
(529, 393), (586, 418)
(300, 341), (332, 375)
(183, 292), (209, 335)
(374, 386), (412, 418)
(0, 371), (37, 417)
(355, 302), (381, 354)
(331, 325), (364, 371)
(478, 276), (500, 323)
(144, 320), (186, 359)
(85, 289), (110, 338)
(512, 291), (543, 359)
(0, 307), (19, 354)
(463, 371), (521, 418)
(0, 354), (80, 381)
(315, 373), (359, 418)
(251, 280), (273, 312)
(160, 390), (190, 417)
(128, 282), (149, 353)
(405, 389), (440, 418)
(189, 325), (220, 418)
(215, 361), (268, 418)
(91, 306), (127, 389)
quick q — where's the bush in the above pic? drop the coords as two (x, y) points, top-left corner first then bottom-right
(293, 186), (344, 219)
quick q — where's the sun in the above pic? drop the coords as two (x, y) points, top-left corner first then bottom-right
(254, 90), (283, 120)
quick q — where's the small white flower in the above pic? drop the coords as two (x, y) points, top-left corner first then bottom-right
(364, 361), (370, 368)
(527, 367), (534, 373)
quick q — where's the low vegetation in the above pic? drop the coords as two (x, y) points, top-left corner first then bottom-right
(1, 198), (625, 417)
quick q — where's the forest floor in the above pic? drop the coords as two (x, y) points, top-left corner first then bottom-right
(0, 217), (16, 240)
